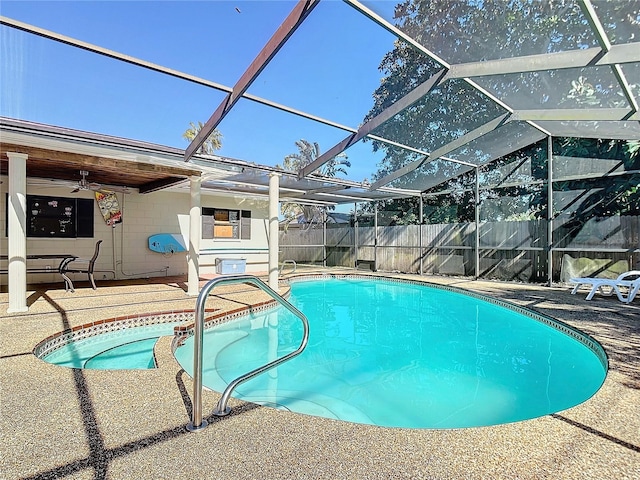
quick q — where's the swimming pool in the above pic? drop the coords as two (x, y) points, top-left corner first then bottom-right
(41, 320), (183, 369)
(174, 276), (607, 429)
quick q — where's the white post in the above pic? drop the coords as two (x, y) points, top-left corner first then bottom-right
(475, 166), (480, 279)
(547, 136), (554, 286)
(268, 172), (281, 290)
(7, 152), (28, 313)
(419, 195), (423, 275)
(322, 206), (327, 268)
(374, 202), (378, 271)
(353, 202), (358, 268)
(187, 176), (201, 296)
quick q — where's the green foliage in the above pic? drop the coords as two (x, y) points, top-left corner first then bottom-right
(376, 197), (421, 225)
(182, 121), (223, 154)
(279, 140), (351, 229)
(279, 139), (350, 177)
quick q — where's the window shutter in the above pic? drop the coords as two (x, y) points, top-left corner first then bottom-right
(76, 198), (94, 237)
(241, 210), (251, 239)
(202, 215), (214, 239)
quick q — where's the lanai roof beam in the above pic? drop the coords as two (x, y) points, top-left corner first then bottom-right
(184, 0), (320, 162)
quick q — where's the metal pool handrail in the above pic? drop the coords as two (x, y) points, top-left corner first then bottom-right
(279, 259), (297, 276)
(186, 274), (309, 432)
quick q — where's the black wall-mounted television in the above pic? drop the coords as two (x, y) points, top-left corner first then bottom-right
(5, 194), (94, 238)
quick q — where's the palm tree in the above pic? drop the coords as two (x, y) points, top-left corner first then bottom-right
(279, 139), (350, 229)
(282, 140), (350, 177)
(182, 121), (223, 154)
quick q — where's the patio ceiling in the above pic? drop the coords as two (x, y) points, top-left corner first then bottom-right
(0, 118), (202, 194)
(1, 0), (639, 204)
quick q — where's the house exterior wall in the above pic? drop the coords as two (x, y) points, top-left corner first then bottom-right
(196, 195), (270, 275)
(0, 177), (270, 286)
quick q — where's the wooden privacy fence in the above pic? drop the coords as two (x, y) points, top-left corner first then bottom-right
(279, 215), (640, 283)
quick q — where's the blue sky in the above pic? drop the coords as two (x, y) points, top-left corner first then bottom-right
(1, 0), (400, 183)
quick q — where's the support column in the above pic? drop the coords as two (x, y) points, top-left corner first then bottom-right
(187, 176), (201, 296)
(547, 136), (554, 286)
(475, 166), (480, 279)
(374, 202), (378, 272)
(268, 173), (281, 290)
(353, 202), (358, 268)
(7, 152), (28, 313)
(419, 194), (423, 275)
(322, 206), (327, 268)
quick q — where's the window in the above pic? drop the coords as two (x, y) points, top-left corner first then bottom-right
(202, 208), (251, 239)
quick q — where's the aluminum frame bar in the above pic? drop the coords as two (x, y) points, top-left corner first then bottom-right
(345, 1), (550, 184)
(346, 1), (626, 161)
(365, 135), (477, 168)
(579, 0), (638, 118)
(448, 45), (640, 79)
(547, 136), (554, 287)
(612, 65), (639, 119)
(184, 0), (319, 161)
(344, 0), (451, 69)
(285, 185), (351, 198)
(298, 68), (448, 178)
(0, 16), (231, 94)
(513, 108), (635, 122)
(579, 0), (612, 51)
(0, 15), (360, 137)
(370, 113), (511, 190)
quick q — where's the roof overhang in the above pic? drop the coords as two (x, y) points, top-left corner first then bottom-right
(0, 117), (202, 193)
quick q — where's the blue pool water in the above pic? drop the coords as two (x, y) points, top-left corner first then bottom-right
(43, 322), (181, 369)
(174, 277), (607, 429)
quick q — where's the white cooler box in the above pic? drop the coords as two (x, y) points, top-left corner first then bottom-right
(215, 258), (246, 275)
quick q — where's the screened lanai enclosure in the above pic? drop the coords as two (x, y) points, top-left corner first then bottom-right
(1, 0), (639, 285)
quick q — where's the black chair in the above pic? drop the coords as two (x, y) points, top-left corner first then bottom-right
(61, 240), (103, 291)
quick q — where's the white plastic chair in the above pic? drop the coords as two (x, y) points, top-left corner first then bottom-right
(570, 270), (640, 304)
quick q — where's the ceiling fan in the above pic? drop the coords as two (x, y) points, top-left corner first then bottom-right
(71, 170), (101, 192)
(27, 170), (130, 194)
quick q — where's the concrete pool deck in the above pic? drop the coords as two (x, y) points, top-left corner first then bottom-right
(1, 269), (638, 479)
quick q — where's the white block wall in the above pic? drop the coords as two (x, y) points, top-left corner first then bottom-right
(0, 176), (270, 287)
